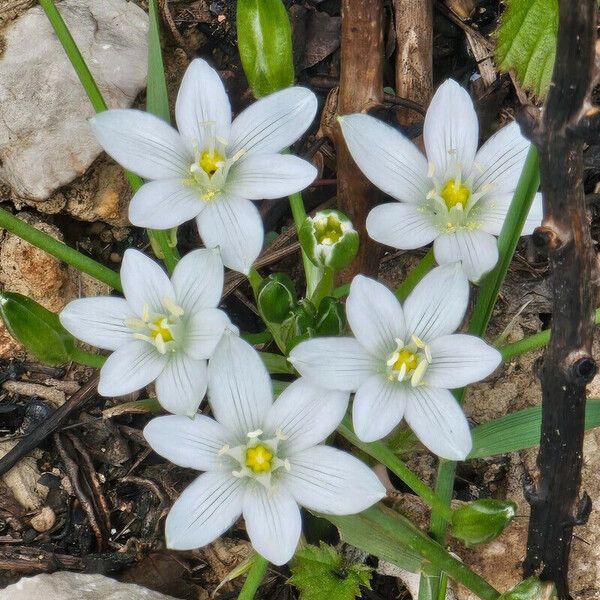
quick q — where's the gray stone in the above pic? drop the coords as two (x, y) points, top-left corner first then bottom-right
(0, 0), (148, 201)
(0, 572), (178, 600)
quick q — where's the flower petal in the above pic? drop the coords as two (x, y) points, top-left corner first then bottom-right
(208, 333), (272, 439)
(404, 386), (472, 460)
(263, 379), (349, 454)
(228, 87), (317, 156)
(144, 414), (232, 471)
(172, 248), (224, 313)
(196, 197), (263, 275)
(425, 334), (502, 389)
(166, 471), (244, 550)
(403, 263), (470, 342)
(346, 275), (406, 357)
(98, 340), (167, 397)
(175, 58), (231, 153)
(243, 485), (301, 565)
(352, 375), (409, 442)
(433, 229), (499, 282)
(283, 446), (385, 514)
(227, 154), (317, 200)
(59, 297), (134, 351)
(90, 109), (192, 180)
(120, 249), (176, 315)
(477, 192), (543, 236)
(128, 179), (203, 229)
(184, 308), (232, 360)
(366, 202), (439, 250)
(473, 122), (531, 194)
(155, 353), (208, 416)
(423, 80), (478, 179)
(288, 337), (377, 392)
(338, 113), (429, 204)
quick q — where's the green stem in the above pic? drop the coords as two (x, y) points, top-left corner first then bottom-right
(237, 555), (269, 600)
(71, 348), (107, 369)
(395, 250), (436, 302)
(338, 416), (454, 522)
(289, 191), (320, 295)
(0, 209), (122, 292)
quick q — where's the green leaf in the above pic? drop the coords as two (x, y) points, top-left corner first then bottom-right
(495, 0), (558, 97)
(259, 351), (295, 375)
(289, 543), (371, 600)
(469, 400), (600, 459)
(236, 0), (295, 97)
(147, 0), (170, 122)
(451, 499), (517, 545)
(497, 577), (556, 600)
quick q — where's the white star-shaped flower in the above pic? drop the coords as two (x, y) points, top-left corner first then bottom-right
(60, 248), (233, 416)
(339, 79), (543, 281)
(289, 263), (502, 460)
(90, 59), (318, 274)
(143, 333), (385, 565)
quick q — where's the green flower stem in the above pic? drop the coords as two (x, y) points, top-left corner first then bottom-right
(237, 554), (269, 600)
(71, 348), (107, 369)
(338, 416), (454, 523)
(395, 250), (436, 302)
(0, 209), (122, 292)
(39, 0), (179, 274)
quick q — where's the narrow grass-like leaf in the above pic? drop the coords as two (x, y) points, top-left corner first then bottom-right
(147, 0), (171, 123)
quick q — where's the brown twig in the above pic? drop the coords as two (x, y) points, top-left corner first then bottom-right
(523, 1), (598, 597)
(0, 546), (84, 573)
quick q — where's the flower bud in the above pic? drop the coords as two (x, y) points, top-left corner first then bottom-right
(314, 297), (346, 336)
(0, 292), (75, 365)
(450, 498), (517, 545)
(497, 577), (557, 600)
(299, 210), (359, 271)
(280, 300), (317, 352)
(257, 273), (297, 324)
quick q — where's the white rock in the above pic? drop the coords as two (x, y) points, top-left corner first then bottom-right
(0, 573), (178, 600)
(0, 0), (148, 201)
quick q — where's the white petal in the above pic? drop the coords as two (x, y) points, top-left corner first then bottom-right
(433, 229), (499, 283)
(338, 113), (429, 204)
(352, 375), (409, 442)
(263, 379), (349, 454)
(288, 337), (377, 392)
(477, 192), (543, 236)
(243, 485), (301, 565)
(166, 471), (244, 550)
(175, 58), (231, 152)
(184, 308), (232, 360)
(196, 197), (263, 275)
(155, 353), (208, 416)
(473, 122), (531, 194)
(423, 80), (478, 179)
(283, 446), (385, 514)
(425, 334), (502, 389)
(227, 154), (317, 200)
(128, 179), (202, 229)
(172, 248), (224, 313)
(120, 249), (176, 315)
(208, 333), (272, 439)
(404, 386), (472, 460)
(403, 263), (470, 342)
(90, 109), (192, 180)
(143, 414), (232, 471)
(366, 202), (439, 250)
(346, 275), (406, 357)
(228, 87), (317, 155)
(59, 297), (133, 351)
(98, 340), (167, 396)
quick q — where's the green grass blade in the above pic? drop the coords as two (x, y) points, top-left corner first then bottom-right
(147, 0), (171, 123)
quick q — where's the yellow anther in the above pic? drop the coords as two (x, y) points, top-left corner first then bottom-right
(245, 444), (273, 473)
(314, 215), (343, 246)
(162, 297), (184, 318)
(441, 179), (470, 209)
(198, 150), (224, 176)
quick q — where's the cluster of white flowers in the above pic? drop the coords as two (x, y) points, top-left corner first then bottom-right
(59, 60), (539, 564)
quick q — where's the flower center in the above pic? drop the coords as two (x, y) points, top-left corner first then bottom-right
(386, 336), (432, 386)
(314, 215), (343, 246)
(245, 444), (273, 473)
(441, 178), (470, 210)
(150, 317), (174, 343)
(198, 150), (224, 177)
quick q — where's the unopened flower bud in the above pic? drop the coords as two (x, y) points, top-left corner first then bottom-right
(451, 498), (517, 545)
(497, 577), (557, 600)
(314, 297), (346, 336)
(257, 273), (297, 324)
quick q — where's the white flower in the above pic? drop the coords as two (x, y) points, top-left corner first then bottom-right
(60, 248), (233, 416)
(143, 333), (385, 565)
(90, 59), (318, 274)
(289, 263), (502, 460)
(339, 79), (543, 282)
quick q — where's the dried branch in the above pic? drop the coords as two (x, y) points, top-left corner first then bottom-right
(523, 2), (598, 597)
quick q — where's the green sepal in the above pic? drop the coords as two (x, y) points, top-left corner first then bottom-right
(0, 292), (75, 365)
(314, 296), (346, 336)
(257, 272), (297, 324)
(236, 0), (295, 97)
(450, 498), (517, 546)
(497, 577), (557, 600)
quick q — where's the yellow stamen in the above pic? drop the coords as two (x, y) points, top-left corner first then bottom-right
(199, 150), (224, 176)
(441, 179), (470, 209)
(391, 349), (419, 373)
(150, 318), (173, 343)
(245, 444), (273, 473)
